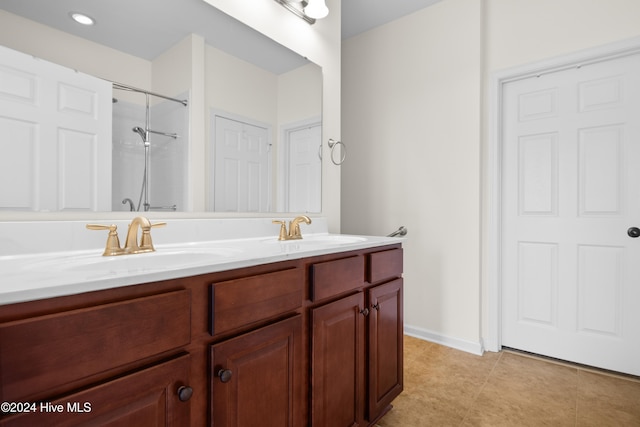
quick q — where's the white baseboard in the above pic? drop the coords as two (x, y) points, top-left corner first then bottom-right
(404, 324), (484, 356)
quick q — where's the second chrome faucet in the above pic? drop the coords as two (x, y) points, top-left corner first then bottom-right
(87, 216), (166, 256)
(272, 215), (312, 241)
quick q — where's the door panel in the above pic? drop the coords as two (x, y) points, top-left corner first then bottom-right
(0, 45), (112, 212)
(210, 316), (303, 427)
(212, 115), (270, 212)
(311, 292), (366, 427)
(287, 123), (321, 212)
(502, 52), (640, 376)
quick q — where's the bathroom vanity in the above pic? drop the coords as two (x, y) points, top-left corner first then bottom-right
(0, 219), (403, 427)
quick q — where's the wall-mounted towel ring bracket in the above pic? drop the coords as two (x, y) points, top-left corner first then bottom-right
(328, 139), (346, 165)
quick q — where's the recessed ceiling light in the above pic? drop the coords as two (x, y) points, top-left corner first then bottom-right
(69, 12), (95, 26)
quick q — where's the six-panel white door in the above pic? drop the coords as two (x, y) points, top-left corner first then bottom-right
(501, 53), (640, 376)
(212, 115), (271, 212)
(0, 45), (112, 212)
(286, 123), (321, 213)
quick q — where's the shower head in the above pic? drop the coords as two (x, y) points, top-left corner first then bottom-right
(132, 126), (147, 143)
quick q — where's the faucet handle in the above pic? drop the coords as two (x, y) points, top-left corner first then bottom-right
(139, 221), (167, 251)
(272, 220), (288, 241)
(86, 223), (124, 256)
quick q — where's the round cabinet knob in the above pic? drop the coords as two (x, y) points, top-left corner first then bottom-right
(628, 227), (640, 238)
(217, 369), (233, 383)
(360, 308), (370, 317)
(177, 386), (193, 402)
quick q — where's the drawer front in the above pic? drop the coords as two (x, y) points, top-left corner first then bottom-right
(0, 289), (191, 402)
(0, 355), (191, 427)
(368, 248), (403, 284)
(210, 267), (303, 336)
(310, 255), (364, 302)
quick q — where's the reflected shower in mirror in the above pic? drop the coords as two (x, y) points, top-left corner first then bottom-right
(112, 86), (189, 212)
(0, 0), (322, 214)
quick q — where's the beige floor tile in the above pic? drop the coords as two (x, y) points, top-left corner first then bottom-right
(379, 337), (640, 427)
(576, 370), (640, 426)
(462, 352), (577, 427)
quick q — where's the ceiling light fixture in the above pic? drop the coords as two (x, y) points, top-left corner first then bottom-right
(273, 0), (328, 25)
(69, 12), (95, 26)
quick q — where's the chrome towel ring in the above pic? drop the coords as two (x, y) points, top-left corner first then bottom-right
(328, 139), (346, 165)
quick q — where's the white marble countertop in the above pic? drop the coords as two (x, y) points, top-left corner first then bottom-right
(0, 224), (403, 306)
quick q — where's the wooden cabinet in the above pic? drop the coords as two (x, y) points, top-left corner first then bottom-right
(0, 355), (192, 427)
(0, 289), (191, 403)
(367, 278), (403, 421)
(311, 292), (367, 427)
(0, 243), (402, 427)
(308, 247), (404, 427)
(0, 287), (193, 427)
(211, 316), (303, 427)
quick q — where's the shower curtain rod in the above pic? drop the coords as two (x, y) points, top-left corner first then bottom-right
(112, 82), (188, 106)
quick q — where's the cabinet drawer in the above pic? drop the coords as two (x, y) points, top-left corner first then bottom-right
(310, 255), (364, 301)
(0, 289), (191, 402)
(0, 354), (191, 427)
(210, 267), (303, 336)
(368, 248), (403, 284)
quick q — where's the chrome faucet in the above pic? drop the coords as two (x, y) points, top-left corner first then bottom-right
(273, 215), (312, 240)
(122, 198), (135, 211)
(87, 216), (166, 256)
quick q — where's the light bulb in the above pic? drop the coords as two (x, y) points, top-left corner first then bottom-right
(69, 12), (95, 26)
(304, 0), (328, 19)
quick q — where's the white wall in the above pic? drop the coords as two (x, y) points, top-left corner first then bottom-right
(0, 10), (151, 95)
(341, 0), (640, 353)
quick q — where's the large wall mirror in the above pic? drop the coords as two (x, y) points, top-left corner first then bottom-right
(0, 0), (322, 215)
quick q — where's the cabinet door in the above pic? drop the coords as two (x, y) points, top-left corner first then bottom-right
(0, 355), (191, 427)
(368, 279), (404, 421)
(210, 315), (303, 427)
(311, 292), (366, 427)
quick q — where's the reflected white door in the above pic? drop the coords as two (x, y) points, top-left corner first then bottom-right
(286, 123), (321, 212)
(501, 53), (640, 375)
(213, 115), (270, 212)
(0, 45), (112, 211)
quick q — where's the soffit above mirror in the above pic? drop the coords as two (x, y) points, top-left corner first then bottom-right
(0, 0), (308, 74)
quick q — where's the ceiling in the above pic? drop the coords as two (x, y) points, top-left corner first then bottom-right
(342, 0), (442, 39)
(0, 0), (441, 73)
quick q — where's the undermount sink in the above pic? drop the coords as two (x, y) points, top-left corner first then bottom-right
(262, 234), (367, 246)
(28, 248), (243, 273)
(302, 235), (367, 244)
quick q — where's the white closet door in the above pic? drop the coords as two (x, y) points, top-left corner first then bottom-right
(213, 115), (270, 212)
(502, 53), (640, 376)
(287, 123), (321, 213)
(0, 45), (112, 211)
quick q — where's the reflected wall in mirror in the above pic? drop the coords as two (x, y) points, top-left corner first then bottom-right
(0, 0), (322, 214)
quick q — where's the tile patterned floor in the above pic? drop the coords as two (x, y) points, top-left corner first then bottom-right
(377, 336), (640, 427)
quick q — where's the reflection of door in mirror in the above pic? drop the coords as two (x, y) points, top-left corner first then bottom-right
(0, 45), (112, 212)
(282, 121), (322, 213)
(211, 114), (272, 212)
